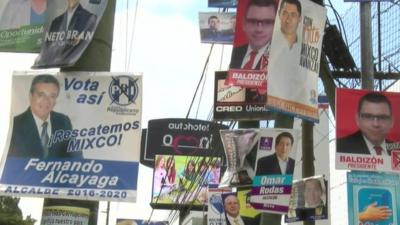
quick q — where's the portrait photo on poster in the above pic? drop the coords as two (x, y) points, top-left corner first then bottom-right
(285, 176), (328, 222)
(255, 129), (300, 176)
(221, 192), (260, 225)
(227, 0), (277, 105)
(33, 0), (107, 68)
(198, 12), (236, 44)
(336, 88), (400, 172)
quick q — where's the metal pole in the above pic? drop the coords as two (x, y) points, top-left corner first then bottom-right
(360, 2), (374, 90)
(55, 1), (116, 225)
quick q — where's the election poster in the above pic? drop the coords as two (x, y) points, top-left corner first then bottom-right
(32, 0), (107, 68)
(0, 0), (46, 52)
(208, 186), (232, 225)
(143, 118), (227, 165)
(199, 12), (236, 44)
(285, 176), (328, 223)
(335, 88), (400, 172)
(214, 71), (273, 121)
(208, 0), (238, 8)
(0, 71), (142, 202)
(249, 129), (301, 214)
(226, 0), (272, 108)
(267, 0), (326, 122)
(347, 171), (400, 225)
(210, 189), (261, 225)
(116, 219), (167, 225)
(41, 205), (90, 225)
(151, 154), (221, 210)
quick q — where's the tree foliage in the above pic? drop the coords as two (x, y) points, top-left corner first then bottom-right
(0, 197), (36, 225)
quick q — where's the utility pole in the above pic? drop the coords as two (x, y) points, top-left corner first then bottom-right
(360, 1), (374, 90)
(43, 1), (117, 225)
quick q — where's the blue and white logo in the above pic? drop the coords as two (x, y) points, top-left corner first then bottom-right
(108, 76), (139, 106)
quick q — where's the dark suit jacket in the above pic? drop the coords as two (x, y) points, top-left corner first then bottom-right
(229, 44), (266, 103)
(256, 154), (295, 175)
(225, 215), (259, 225)
(230, 44), (263, 70)
(337, 130), (392, 155)
(8, 108), (81, 158)
(35, 4), (97, 67)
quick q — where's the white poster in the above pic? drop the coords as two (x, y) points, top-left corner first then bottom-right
(0, 71), (142, 202)
(267, 0), (326, 122)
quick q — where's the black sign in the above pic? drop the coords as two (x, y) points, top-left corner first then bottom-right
(142, 118), (228, 166)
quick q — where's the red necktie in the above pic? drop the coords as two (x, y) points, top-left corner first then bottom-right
(243, 51), (258, 69)
(374, 146), (383, 155)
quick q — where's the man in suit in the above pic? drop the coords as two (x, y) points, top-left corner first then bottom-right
(229, 0), (276, 103)
(337, 92), (394, 155)
(255, 132), (295, 175)
(34, 0), (97, 68)
(201, 15), (223, 42)
(223, 193), (258, 225)
(8, 74), (81, 158)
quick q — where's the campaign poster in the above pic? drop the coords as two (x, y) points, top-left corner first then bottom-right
(151, 155), (221, 210)
(267, 0), (326, 122)
(32, 0), (107, 68)
(143, 118), (227, 164)
(347, 171), (400, 225)
(216, 189), (261, 225)
(199, 12), (236, 44)
(0, 71), (142, 202)
(285, 176), (328, 223)
(335, 88), (400, 172)
(0, 0), (47, 53)
(249, 129), (301, 214)
(225, 0), (275, 108)
(208, 186), (232, 225)
(116, 219), (167, 225)
(214, 71), (272, 121)
(208, 0), (238, 8)
(41, 206), (90, 225)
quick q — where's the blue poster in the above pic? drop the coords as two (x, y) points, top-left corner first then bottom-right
(0, 71), (142, 202)
(347, 171), (399, 225)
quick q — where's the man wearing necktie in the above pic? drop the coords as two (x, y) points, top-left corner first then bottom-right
(223, 193), (259, 225)
(8, 74), (81, 158)
(229, 0), (276, 103)
(337, 92), (395, 156)
(34, 0), (97, 68)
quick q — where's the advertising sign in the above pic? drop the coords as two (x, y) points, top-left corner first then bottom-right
(249, 129), (301, 214)
(208, 0), (238, 8)
(336, 88), (400, 172)
(347, 171), (399, 225)
(214, 72), (272, 121)
(199, 12), (236, 44)
(285, 176), (328, 222)
(116, 219), (167, 225)
(208, 186), (231, 225)
(151, 155), (221, 210)
(41, 206), (90, 225)
(0, 0), (46, 52)
(267, 0), (326, 122)
(32, 0), (107, 68)
(143, 118), (227, 163)
(0, 71), (142, 202)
